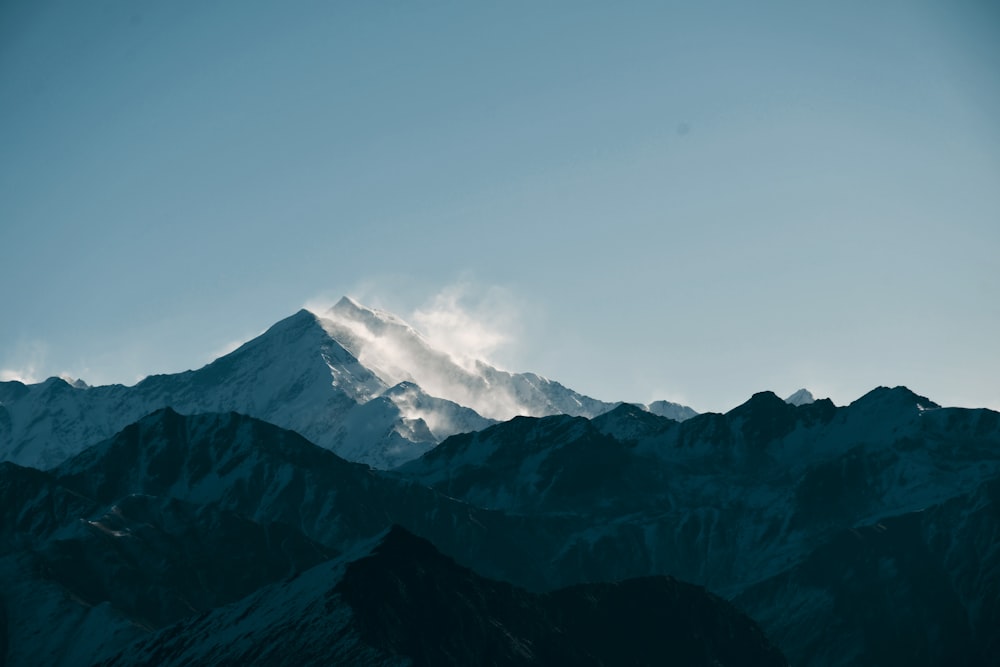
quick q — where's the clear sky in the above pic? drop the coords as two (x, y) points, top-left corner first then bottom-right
(2, 0), (998, 413)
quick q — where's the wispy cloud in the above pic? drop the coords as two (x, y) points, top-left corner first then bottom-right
(409, 283), (520, 372)
(0, 340), (49, 384)
(303, 278), (538, 419)
(0, 367), (39, 383)
(304, 276), (526, 372)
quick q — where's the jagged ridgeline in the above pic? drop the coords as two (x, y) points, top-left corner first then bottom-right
(0, 298), (998, 666)
(0, 297), (694, 470)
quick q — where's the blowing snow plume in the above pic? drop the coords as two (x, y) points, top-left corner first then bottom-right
(314, 296), (529, 420)
(409, 286), (518, 374)
(311, 294), (615, 422)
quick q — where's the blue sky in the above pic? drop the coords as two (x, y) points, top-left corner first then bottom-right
(2, 0), (998, 412)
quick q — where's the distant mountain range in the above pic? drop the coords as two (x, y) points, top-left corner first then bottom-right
(0, 297), (695, 470)
(1, 297), (997, 665)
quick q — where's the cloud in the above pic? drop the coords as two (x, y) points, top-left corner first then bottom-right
(0, 367), (39, 383)
(409, 283), (521, 372)
(0, 340), (50, 384)
(304, 278), (538, 419)
(304, 277), (527, 373)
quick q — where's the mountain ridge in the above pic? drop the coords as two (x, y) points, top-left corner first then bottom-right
(0, 298), (696, 470)
(0, 386), (995, 665)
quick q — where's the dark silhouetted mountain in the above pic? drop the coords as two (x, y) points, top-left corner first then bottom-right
(0, 409), (580, 665)
(53, 408), (570, 590)
(0, 459), (331, 665)
(397, 412), (672, 515)
(736, 475), (1000, 666)
(98, 526), (788, 667)
(397, 388), (1000, 665)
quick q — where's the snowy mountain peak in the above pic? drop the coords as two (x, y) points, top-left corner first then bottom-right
(329, 295), (416, 331)
(312, 297), (635, 422)
(647, 399), (699, 421)
(315, 297), (442, 391)
(255, 307), (325, 339)
(784, 389), (815, 406)
(335, 294), (362, 309)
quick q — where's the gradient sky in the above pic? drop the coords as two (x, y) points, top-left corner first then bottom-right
(2, 0), (998, 413)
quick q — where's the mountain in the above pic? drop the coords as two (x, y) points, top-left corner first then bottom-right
(0, 309), (451, 470)
(0, 297), (696, 470)
(397, 411), (670, 515)
(318, 296), (620, 421)
(6, 293), (993, 665)
(734, 477), (1000, 666)
(783, 388), (815, 406)
(0, 408), (572, 665)
(0, 457), (332, 666)
(52, 408), (574, 589)
(98, 526), (788, 667)
(2, 384), (996, 665)
(397, 387), (1000, 664)
(0, 408), (784, 666)
(647, 399), (699, 421)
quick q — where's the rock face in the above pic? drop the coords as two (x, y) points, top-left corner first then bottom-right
(98, 526), (788, 667)
(0, 298), (695, 470)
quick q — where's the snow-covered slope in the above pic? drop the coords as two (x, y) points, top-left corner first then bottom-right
(647, 399), (699, 421)
(318, 296), (617, 420)
(0, 308), (487, 469)
(0, 297), (695, 470)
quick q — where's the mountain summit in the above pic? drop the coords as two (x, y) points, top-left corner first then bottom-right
(315, 296), (620, 421)
(783, 388), (815, 406)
